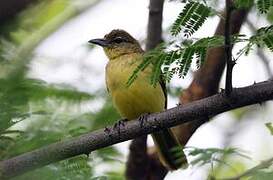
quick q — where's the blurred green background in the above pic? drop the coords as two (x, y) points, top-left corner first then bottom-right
(0, 0), (273, 179)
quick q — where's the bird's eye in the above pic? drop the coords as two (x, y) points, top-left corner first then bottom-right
(113, 37), (124, 44)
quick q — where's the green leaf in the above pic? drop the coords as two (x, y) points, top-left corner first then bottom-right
(238, 25), (273, 56)
(187, 147), (250, 167)
(178, 47), (195, 78)
(126, 57), (153, 86)
(250, 170), (273, 180)
(151, 52), (168, 86)
(196, 47), (207, 68)
(257, 0), (273, 14)
(127, 44), (165, 86)
(234, 0), (254, 8)
(171, 1), (211, 37)
(265, 122), (273, 135)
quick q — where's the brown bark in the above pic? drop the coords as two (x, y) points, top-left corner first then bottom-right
(126, 136), (149, 180)
(146, 0), (164, 51)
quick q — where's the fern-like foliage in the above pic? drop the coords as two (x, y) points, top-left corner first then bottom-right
(163, 36), (224, 80)
(239, 25), (273, 56)
(234, 0), (254, 8)
(171, 1), (211, 37)
(127, 32), (253, 86)
(257, 0), (273, 14)
(265, 122), (273, 135)
(127, 44), (166, 86)
(257, 25), (273, 51)
(0, 77), (93, 134)
(151, 51), (169, 86)
(128, 36), (226, 86)
(178, 47), (195, 77)
(235, 0), (273, 14)
(186, 147), (250, 167)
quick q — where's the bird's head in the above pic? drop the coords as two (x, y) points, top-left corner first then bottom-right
(88, 29), (143, 60)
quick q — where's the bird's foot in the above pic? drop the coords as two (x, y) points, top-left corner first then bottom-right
(104, 126), (111, 134)
(113, 118), (128, 135)
(114, 118), (128, 128)
(138, 113), (150, 128)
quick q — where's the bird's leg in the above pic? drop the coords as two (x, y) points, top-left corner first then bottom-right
(138, 113), (150, 128)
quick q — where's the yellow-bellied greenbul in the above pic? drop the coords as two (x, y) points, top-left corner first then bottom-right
(89, 29), (186, 170)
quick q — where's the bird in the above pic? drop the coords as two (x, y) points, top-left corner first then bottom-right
(88, 29), (187, 170)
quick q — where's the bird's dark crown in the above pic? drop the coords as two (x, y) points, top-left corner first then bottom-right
(104, 29), (138, 44)
(88, 29), (143, 59)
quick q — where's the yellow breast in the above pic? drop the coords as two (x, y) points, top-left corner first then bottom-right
(106, 53), (165, 120)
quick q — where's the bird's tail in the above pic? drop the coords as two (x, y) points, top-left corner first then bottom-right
(151, 129), (187, 170)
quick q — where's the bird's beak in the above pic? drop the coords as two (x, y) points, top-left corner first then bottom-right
(88, 38), (109, 47)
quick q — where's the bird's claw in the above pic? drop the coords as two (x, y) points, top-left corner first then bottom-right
(113, 118), (128, 135)
(104, 126), (111, 134)
(114, 118), (128, 128)
(138, 113), (150, 128)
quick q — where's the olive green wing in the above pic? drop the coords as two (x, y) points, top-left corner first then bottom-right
(159, 74), (167, 109)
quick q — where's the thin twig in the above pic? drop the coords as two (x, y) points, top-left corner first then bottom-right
(246, 19), (273, 78)
(219, 156), (273, 180)
(225, 0), (234, 96)
(0, 80), (273, 179)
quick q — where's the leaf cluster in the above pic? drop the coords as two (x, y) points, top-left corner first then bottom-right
(128, 0), (273, 87)
(128, 36), (225, 86)
(237, 25), (273, 56)
(235, 0), (273, 14)
(186, 147), (249, 167)
(171, 1), (211, 37)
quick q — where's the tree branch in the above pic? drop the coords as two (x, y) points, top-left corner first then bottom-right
(125, 136), (150, 180)
(0, 80), (273, 179)
(146, 0), (164, 51)
(225, 0), (234, 96)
